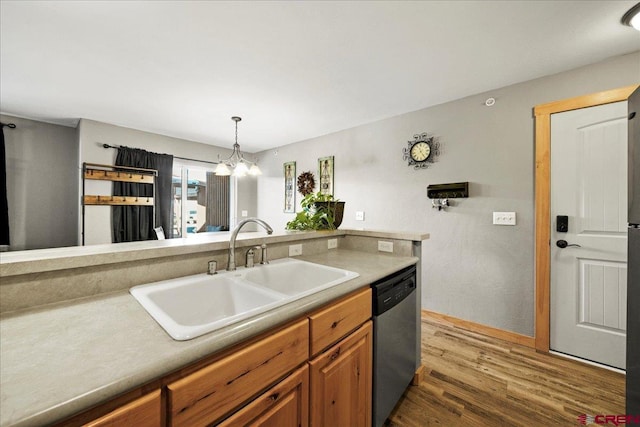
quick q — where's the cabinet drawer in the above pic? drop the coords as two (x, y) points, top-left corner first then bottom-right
(167, 319), (309, 427)
(309, 288), (371, 356)
(218, 365), (309, 427)
(84, 390), (161, 427)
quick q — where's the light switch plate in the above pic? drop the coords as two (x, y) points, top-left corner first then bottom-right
(355, 211), (365, 221)
(289, 244), (302, 256)
(327, 238), (338, 249)
(241, 210), (248, 217)
(493, 212), (516, 225)
(378, 241), (393, 253)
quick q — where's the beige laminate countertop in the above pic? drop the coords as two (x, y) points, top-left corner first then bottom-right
(0, 228), (429, 277)
(0, 249), (418, 427)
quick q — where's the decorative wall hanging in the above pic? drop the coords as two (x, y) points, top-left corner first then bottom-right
(297, 171), (315, 195)
(318, 156), (334, 196)
(402, 132), (440, 169)
(284, 161), (296, 213)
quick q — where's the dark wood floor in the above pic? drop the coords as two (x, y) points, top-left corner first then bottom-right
(387, 317), (625, 426)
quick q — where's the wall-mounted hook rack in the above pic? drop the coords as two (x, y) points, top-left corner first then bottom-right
(427, 182), (469, 199)
(428, 182), (469, 212)
(81, 162), (158, 245)
(83, 163), (155, 184)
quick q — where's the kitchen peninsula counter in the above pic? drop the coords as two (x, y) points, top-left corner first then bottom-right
(0, 229), (427, 427)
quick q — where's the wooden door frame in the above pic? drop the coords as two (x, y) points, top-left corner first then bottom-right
(534, 84), (639, 352)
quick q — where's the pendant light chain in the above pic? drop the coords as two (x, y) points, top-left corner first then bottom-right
(235, 117), (239, 148)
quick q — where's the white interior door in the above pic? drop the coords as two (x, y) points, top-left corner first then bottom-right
(550, 101), (628, 369)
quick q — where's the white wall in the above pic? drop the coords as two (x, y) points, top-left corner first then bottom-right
(78, 119), (258, 245)
(256, 51), (640, 336)
(2, 114), (78, 250)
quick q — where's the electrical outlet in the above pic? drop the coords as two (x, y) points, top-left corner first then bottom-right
(355, 211), (365, 221)
(241, 210), (248, 217)
(493, 212), (516, 226)
(289, 244), (302, 256)
(327, 238), (338, 249)
(378, 241), (393, 253)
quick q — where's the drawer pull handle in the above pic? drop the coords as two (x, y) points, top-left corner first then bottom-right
(331, 321), (339, 329)
(269, 392), (280, 402)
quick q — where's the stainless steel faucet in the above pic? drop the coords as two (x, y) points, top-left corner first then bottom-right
(227, 218), (273, 271)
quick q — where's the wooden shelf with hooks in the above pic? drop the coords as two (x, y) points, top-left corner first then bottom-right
(84, 168), (155, 184)
(82, 162), (158, 244)
(82, 163), (157, 206)
(83, 195), (154, 206)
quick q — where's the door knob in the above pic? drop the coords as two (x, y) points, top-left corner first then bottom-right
(556, 240), (581, 248)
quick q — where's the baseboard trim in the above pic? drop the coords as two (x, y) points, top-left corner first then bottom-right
(412, 365), (425, 385)
(422, 310), (535, 348)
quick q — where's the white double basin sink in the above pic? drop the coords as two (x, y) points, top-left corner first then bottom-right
(130, 258), (359, 340)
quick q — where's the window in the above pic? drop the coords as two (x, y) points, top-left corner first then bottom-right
(172, 162), (231, 238)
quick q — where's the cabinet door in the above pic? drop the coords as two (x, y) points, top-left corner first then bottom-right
(309, 321), (372, 427)
(84, 390), (161, 427)
(218, 365), (309, 427)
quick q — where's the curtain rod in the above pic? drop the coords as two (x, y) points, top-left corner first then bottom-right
(1, 122), (16, 129)
(102, 143), (218, 165)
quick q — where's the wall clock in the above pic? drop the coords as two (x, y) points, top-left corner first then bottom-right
(402, 132), (440, 169)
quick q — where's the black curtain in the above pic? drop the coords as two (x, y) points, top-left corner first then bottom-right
(112, 147), (173, 243)
(0, 128), (9, 247)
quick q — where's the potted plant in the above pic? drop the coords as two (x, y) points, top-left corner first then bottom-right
(286, 192), (345, 230)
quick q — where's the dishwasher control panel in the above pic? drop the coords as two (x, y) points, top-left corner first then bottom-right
(371, 264), (416, 316)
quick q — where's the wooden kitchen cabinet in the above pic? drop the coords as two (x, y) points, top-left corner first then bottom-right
(218, 365), (309, 427)
(83, 390), (161, 427)
(167, 319), (309, 427)
(57, 287), (373, 427)
(213, 287), (372, 427)
(307, 288), (372, 427)
(309, 321), (373, 427)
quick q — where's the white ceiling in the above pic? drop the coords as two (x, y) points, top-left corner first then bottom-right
(1, 1), (639, 152)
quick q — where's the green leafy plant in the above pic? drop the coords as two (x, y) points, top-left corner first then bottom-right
(286, 192), (339, 231)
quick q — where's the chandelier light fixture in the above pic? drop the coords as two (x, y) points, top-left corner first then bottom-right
(214, 116), (262, 177)
(622, 2), (640, 30)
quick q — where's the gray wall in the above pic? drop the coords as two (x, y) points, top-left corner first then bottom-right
(78, 119), (258, 245)
(1, 114), (78, 251)
(256, 51), (640, 337)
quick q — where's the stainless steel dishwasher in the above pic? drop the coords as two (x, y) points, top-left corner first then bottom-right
(372, 264), (417, 427)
